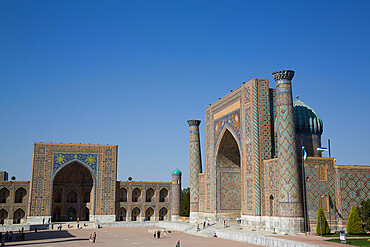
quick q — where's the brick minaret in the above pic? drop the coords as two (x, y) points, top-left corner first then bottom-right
(171, 168), (182, 220)
(273, 70), (303, 218)
(187, 119), (202, 221)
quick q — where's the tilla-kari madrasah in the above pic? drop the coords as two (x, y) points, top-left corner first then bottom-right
(0, 70), (369, 233)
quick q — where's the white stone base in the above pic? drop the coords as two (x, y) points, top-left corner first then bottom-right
(26, 216), (51, 225)
(189, 212), (199, 223)
(241, 215), (304, 234)
(91, 215), (116, 224)
(171, 215), (180, 221)
(197, 212), (217, 223)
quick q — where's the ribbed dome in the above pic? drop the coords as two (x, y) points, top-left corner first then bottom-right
(293, 98), (323, 135)
(172, 168), (182, 176)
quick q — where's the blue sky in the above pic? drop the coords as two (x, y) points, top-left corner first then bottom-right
(1, 0), (369, 187)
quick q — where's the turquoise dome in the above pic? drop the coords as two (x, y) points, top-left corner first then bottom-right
(293, 98), (323, 135)
(172, 168), (182, 176)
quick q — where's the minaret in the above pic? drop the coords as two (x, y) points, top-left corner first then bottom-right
(272, 70), (303, 219)
(171, 168), (182, 221)
(187, 119), (202, 222)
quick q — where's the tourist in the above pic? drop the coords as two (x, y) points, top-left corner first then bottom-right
(77, 223), (79, 229)
(225, 220), (228, 228)
(163, 230), (167, 238)
(93, 232), (96, 243)
(153, 231), (156, 239)
(207, 220), (210, 228)
(197, 224), (200, 231)
(1, 235), (5, 247)
(89, 234), (93, 243)
(176, 240), (180, 247)
(203, 221), (206, 229)
(157, 230), (161, 239)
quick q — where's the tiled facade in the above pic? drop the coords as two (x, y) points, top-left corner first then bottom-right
(189, 70), (370, 233)
(0, 143), (181, 224)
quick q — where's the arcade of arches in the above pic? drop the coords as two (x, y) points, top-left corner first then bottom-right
(52, 161), (93, 222)
(0, 142), (180, 224)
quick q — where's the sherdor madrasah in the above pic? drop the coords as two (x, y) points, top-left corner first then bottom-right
(188, 70), (370, 233)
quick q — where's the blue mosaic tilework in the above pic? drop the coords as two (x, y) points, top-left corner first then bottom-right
(53, 153), (97, 177)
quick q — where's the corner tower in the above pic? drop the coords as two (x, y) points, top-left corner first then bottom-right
(171, 168), (182, 220)
(187, 119), (202, 222)
(272, 70), (303, 230)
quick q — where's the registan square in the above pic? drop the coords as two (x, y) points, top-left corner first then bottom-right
(1, 1), (369, 246)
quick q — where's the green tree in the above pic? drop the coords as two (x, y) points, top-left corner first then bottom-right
(358, 199), (370, 232)
(180, 187), (190, 217)
(347, 206), (364, 234)
(316, 208), (330, 235)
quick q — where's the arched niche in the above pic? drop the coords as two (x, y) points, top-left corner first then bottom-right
(132, 188), (141, 202)
(13, 208), (25, 224)
(52, 161), (94, 222)
(14, 187), (27, 203)
(145, 207), (154, 221)
(131, 207), (140, 221)
(0, 188), (10, 203)
(159, 188), (168, 203)
(216, 128), (241, 212)
(159, 207), (168, 221)
(146, 188), (155, 202)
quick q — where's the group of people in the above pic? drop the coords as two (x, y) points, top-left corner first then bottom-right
(196, 220), (211, 231)
(0, 227), (26, 245)
(88, 232), (97, 243)
(153, 229), (167, 239)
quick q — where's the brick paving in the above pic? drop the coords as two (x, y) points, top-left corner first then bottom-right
(3, 227), (262, 247)
(272, 234), (359, 247)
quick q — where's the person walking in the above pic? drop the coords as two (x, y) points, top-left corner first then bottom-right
(157, 230), (161, 239)
(163, 230), (167, 238)
(153, 231), (156, 239)
(89, 234), (93, 243)
(93, 232), (96, 243)
(176, 240), (180, 247)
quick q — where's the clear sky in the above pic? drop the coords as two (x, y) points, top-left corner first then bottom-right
(1, 0), (369, 188)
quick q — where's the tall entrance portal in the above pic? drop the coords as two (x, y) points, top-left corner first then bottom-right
(52, 161), (94, 221)
(216, 129), (241, 213)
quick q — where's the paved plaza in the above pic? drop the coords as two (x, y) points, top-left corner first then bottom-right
(3, 227), (261, 247)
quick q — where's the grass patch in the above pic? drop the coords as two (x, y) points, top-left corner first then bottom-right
(323, 233), (369, 237)
(326, 239), (370, 246)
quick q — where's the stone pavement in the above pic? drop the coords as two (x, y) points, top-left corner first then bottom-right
(3, 227), (261, 247)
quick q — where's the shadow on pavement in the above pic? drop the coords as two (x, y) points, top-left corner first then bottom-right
(4, 230), (87, 246)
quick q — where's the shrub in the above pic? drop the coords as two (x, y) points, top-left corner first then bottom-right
(316, 208), (330, 235)
(346, 206), (364, 234)
(358, 199), (370, 232)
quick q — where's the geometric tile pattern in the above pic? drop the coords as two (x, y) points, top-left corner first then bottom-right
(188, 120), (202, 213)
(52, 153), (97, 177)
(220, 172), (241, 210)
(274, 71), (302, 217)
(29, 143), (117, 217)
(214, 109), (241, 151)
(339, 170), (370, 219)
